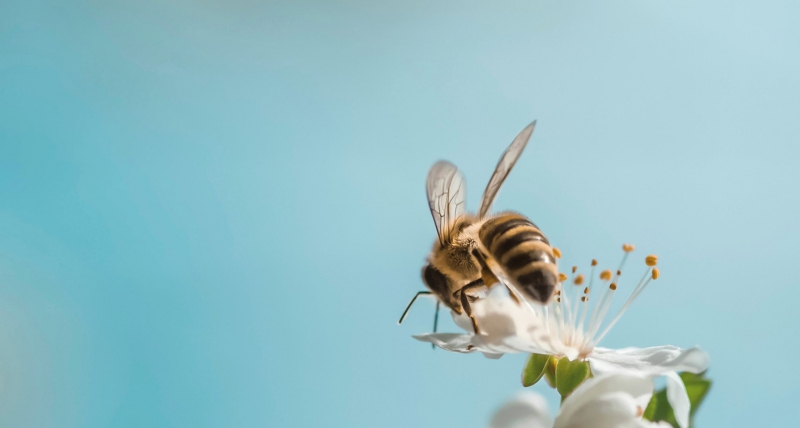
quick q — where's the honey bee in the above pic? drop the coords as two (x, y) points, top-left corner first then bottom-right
(398, 122), (558, 335)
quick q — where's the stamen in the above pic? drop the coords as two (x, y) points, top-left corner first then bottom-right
(577, 288), (590, 336)
(600, 270), (612, 281)
(652, 268), (660, 280)
(574, 274), (585, 285)
(591, 263), (657, 346)
(646, 254), (658, 267)
(582, 282), (617, 349)
(553, 248), (562, 259)
(558, 273), (568, 283)
(617, 244), (634, 273)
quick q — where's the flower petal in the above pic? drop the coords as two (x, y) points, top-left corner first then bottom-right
(489, 392), (553, 428)
(415, 286), (574, 358)
(556, 392), (644, 428)
(588, 346), (709, 376)
(556, 372), (654, 425)
(665, 371), (690, 428)
(412, 333), (476, 353)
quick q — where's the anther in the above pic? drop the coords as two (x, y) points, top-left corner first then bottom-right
(616, 270), (621, 276)
(652, 267), (660, 280)
(591, 259), (598, 266)
(558, 273), (568, 282)
(553, 248), (562, 259)
(574, 274), (585, 285)
(600, 270), (612, 281)
(610, 283), (617, 290)
(583, 287), (589, 294)
(646, 254), (658, 267)
(581, 296), (586, 302)
(557, 297), (561, 302)
(572, 266), (577, 273)
(623, 244), (635, 252)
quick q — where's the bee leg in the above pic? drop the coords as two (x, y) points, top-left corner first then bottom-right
(398, 291), (432, 324)
(471, 249), (500, 288)
(431, 300), (441, 350)
(472, 249), (520, 305)
(458, 279), (486, 335)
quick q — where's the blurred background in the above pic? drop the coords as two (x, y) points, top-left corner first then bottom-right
(1, 1), (798, 426)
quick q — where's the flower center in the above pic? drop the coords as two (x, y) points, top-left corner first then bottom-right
(519, 244), (660, 357)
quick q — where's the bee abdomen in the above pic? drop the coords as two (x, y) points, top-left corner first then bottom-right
(479, 214), (557, 303)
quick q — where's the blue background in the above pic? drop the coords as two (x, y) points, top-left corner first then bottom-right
(1, 1), (798, 427)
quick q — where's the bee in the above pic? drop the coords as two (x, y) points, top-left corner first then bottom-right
(398, 122), (559, 335)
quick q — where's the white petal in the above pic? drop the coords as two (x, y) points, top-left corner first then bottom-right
(556, 392), (641, 428)
(417, 286), (561, 357)
(489, 392), (553, 428)
(557, 372), (654, 425)
(665, 371), (690, 428)
(588, 346), (709, 376)
(412, 333), (476, 353)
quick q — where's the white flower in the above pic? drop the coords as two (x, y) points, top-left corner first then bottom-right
(490, 372), (672, 428)
(414, 250), (709, 428)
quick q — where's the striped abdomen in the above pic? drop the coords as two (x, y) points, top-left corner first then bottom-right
(478, 213), (558, 303)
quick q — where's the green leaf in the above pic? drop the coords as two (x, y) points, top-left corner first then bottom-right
(522, 353), (551, 387)
(649, 388), (674, 426)
(555, 357), (590, 397)
(681, 372), (712, 418)
(544, 356), (558, 388)
(644, 372), (713, 428)
(643, 392), (658, 421)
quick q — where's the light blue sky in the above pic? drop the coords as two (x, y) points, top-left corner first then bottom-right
(1, 1), (798, 427)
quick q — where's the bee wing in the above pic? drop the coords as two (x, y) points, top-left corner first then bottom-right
(477, 121), (536, 219)
(426, 161), (467, 245)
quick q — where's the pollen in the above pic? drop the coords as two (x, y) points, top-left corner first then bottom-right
(558, 273), (568, 282)
(652, 267), (660, 280)
(553, 248), (562, 259)
(645, 254), (658, 267)
(623, 244), (635, 252)
(591, 259), (598, 266)
(610, 283), (617, 290)
(574, 274), (585, 285)
(600, 270), (612, 281)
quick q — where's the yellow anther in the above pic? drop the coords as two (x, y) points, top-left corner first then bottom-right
(645, 254), (658, 267)
(574, 274), (585, 285)
(652, 267), (660, 280)
(558, 273), (568, 282)
(553, 248), (562, 259)
(623, 244), (635, 252)
(583, 287), (589, 294)
(591, 259), (598, 266)
(581, 296), (587, 302)
(600, 270), (612, 281)
(572, 266), (577, 273)
(610, 283), (617, 290)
